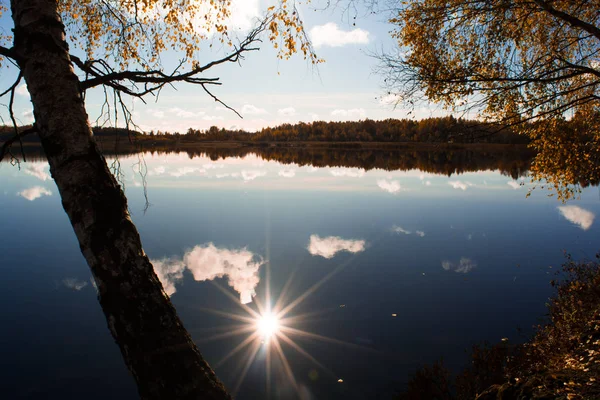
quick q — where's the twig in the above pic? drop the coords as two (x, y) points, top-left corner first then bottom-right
(0, 126), (37, 162)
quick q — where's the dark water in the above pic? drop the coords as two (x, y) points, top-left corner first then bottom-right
(1, 150), (598, 399)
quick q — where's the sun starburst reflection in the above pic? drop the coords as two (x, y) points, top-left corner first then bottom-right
(192, 249), (377, 398)
(256, 311), (280, 341)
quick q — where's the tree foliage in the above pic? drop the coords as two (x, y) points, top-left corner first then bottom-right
(396, 253), (600, 400)
(55, 0), (319, 68)
(384, 0), (599, 122)
(382, 0), (600, 198)
(527, 114), (600, 201)
(0, 0), (319, 137)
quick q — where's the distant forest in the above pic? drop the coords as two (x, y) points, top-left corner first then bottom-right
(151, 116), (530, 144)
(0, 116), (531, 145)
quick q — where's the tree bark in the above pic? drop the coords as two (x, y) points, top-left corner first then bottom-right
(10, 1), (231, 399)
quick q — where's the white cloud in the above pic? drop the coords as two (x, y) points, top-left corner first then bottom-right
(241, 169), (266, 181)
(25, 164), (51, 181)
(149, 109), (165, 119)
(425, 181), (432, 186)
(309, 113), (320, 121)
(21, 110), (34, 123)
(448, 181), (475, 190)
(16, 84), (29, 96)
(557, 205), (595, 231)
(391, 225), (411, 235)
(203, 115), (224, 121)
(278, 169), (296, 178)
(18, 186), (52, 201)
(330, 108), (366, 120)
(416, 231), (426, 237)
(507, 181), (521, 189)
(307, 235), (366, 259)
(225, 0), (260, 31)
(377, 179), (401, 194)
(241, 104), (267, 115)
(379, 93), (401, 106)
(442, 257), (477, 273)
(278, 107), (296, 117)
(179, 0), (259, 35)
(310, 23), (370, 48)
(330, 168), (365, 178)
(63, 278), (88, 291)
(169, 107), (203, 118)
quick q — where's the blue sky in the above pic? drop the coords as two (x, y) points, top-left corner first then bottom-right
(0, 0), (453, 133)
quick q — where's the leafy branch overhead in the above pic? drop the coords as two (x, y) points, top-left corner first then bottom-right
(384, 0), (600, 124)
(0, 1), (320, 109)
(56, 0), (320, 68)
(383, 0), (600, 199)
(0, 0), (321, 160)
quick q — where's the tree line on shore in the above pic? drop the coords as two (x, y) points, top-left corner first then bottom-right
(148, 116), (530, 144)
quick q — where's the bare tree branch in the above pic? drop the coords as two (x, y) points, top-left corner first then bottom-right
(0, 44), (20, 62)
(71, 19), (267, 113)
(0, 125), (37, 162)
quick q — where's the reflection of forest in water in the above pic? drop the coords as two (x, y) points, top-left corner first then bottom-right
(196, 146), (534, 179)
(13, 143), (535, 179)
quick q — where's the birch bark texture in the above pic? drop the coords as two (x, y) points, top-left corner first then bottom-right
(10, 1), (230, 398)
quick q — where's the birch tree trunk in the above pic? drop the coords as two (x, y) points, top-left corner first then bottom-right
(10, 1), (230, 399)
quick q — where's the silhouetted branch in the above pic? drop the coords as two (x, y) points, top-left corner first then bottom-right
(201, 84), (243, 119)
(0, 45), (20, 62)
(0, 71), (23, 98)
(376, 0), (600, 131)
(0, 125), (37, 162)
(71, 19), (266, 112)
(533, 0), (600, 41)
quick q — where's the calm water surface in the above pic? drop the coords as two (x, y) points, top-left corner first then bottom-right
(1, 151), (598, 399)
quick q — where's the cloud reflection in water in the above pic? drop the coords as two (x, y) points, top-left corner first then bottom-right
(152, 244), (264, 304)
(557, 205), (595, 230)
(62, 278), (88, 291)
(448, 181), (474, 191)
(507, 181), (521, 189)
(377, 179), (401, 194)
(25, 164), (51, 181)
(391, 225), (411, 235)
(329, 168), (365, 178)
(442, 257), (477, 273)
(278, 169), (296, 178)
(18, 186), (52, 201)
(391, 225), (425, 237)
(241, 170), (267, 181)
(307, 235), (366, 259)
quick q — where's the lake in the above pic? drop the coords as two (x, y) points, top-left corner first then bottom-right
(1, 149), (598, 399)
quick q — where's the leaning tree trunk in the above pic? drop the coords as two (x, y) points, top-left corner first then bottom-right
(10, 1), (230, 399)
